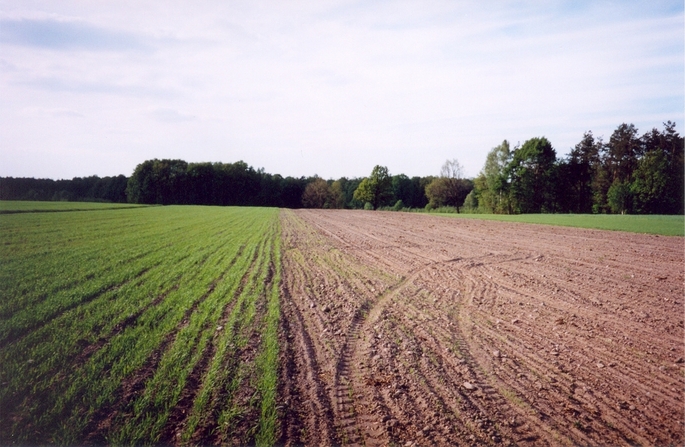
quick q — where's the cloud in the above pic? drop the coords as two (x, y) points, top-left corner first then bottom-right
(150, 108), (196, 123)
(16, 76), (178, 99)
(0, 18), (148, 51)
(21, 107), (84, 118)
(0, 1), (681, 180)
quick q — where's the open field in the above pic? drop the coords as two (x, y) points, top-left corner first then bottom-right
(279, 209), (684, 446)
(0, 201), (147, 214)
(1, 206), (683, 446)
(0, 206), (280, 445)
(430, 212), (685, 237)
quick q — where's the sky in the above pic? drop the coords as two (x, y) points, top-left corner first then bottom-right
(1, 1), (683, 180)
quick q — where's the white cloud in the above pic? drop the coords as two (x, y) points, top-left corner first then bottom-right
(0, 1), (682, 179)
(20, 106), (83, 118)
(150, 108), (196, 123)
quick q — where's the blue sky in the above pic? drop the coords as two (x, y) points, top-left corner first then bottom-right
(1, 1), (682, 180)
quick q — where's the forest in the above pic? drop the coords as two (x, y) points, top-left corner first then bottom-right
(1, 121), (682, 214)
(0, 175), (129, 203)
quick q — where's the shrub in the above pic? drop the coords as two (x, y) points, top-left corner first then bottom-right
(392, 200), (405, 211)
(429, 206), (458, 214)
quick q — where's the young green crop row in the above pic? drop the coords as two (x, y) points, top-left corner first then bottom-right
(0, 200), (146, 214)
(0, 205), (280, 445)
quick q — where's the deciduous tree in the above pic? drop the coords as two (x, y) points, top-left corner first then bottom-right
(506, 137), (557, 213)
(425, 158), (472, 212)
(631, 121), (684, 214)
(353, 165), (393, 209)
(302, 178), (329, 208)
(481, 140), (512, 213)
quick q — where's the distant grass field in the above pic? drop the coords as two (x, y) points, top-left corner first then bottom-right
(432, 212), (684, 236)
(0, 205), (281, 445)
(0, 200), (148, 213)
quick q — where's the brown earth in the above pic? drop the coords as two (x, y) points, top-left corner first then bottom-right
(277, 209), (684, 447)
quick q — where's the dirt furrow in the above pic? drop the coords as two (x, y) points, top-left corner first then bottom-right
(279, 209), (684, 446)
(459, 253), (681, 446)
(278, 290), (337, 446)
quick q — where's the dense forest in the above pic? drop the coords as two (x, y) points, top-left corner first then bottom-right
(0, 175), (129, 203)
(123, 160), (434, 210)
(1, 121), (682, 214)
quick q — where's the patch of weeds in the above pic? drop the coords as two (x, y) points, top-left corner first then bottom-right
(500, 387), (530, 412)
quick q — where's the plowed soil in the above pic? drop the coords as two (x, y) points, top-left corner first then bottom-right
(277, 209), (684, 447)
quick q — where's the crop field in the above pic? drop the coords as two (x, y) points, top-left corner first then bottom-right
(278, 210), (684, 446)
(0, 200), (147, 214)
(0, 205), (281, 445)
(1, 205), (683, 446)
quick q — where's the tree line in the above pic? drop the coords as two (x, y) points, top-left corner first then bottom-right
(294, 121), (684, 215)
(464, 121), (683, 215)
(0, 175), (128, 203)
(124, 159), (433, 209)
(1, 121), (681, 214)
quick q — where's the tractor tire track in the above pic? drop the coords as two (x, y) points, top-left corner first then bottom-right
(280, 209), (684, 446)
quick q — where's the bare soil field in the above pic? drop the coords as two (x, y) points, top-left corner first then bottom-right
(277, 209), (684, 447)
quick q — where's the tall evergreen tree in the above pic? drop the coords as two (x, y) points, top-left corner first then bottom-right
(565, 131), (602, 213)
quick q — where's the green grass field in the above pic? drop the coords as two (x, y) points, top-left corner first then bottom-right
(0, 200), (147, 214)
(0, 205), (281, 445)
(430, 212), (684, 236)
